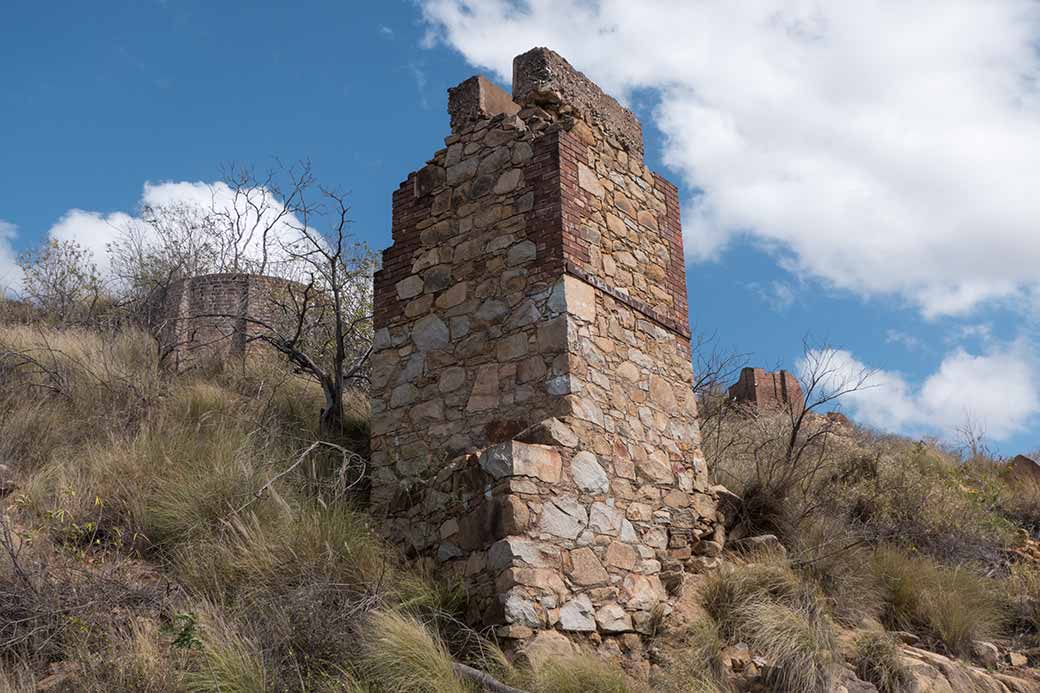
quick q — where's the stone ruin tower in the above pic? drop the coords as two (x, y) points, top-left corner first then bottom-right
(370, 48), (718, 652)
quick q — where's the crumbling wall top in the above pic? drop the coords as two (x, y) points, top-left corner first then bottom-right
(512, 47), (643, 157)
(448, 75), (521, 133)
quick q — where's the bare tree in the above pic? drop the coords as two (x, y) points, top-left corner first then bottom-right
(110, 161), (375, 434)
(232, 181), (375, 435)
(954, 411), (993, 463)
(702, 338), (875, 539)
(17, 239), (104, 325)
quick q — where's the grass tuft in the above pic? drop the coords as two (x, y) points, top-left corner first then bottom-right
(874, 547), (1004, 657)
(854, 630), (911, 693)
(359, 610), (470, 693)
(533, 654), (631, 693)
(184, 605), (270, 693)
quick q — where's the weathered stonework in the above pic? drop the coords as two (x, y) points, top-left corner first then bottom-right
(370, 48), (717, 656)
(154, 273), (297, 370)
(728, 367), (804, 411)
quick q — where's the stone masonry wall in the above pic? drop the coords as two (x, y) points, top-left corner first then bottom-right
(370, 48), (718, 660)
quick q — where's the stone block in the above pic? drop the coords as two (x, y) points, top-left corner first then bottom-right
(448, 75), (521, 132)
(479, 441), (562, 483)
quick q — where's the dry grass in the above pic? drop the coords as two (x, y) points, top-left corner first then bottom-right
(702, 558), (838, 693)
(0, 325), (399, 688)
(532, 654), (632, 693)
(854, 630), (911, 693)
(655, 618), (731, 693)
(874, 547), (1004, 657)
(73, 617), (191, 692)
(359, 611), (470, 693)
(184, 605), (270, 693)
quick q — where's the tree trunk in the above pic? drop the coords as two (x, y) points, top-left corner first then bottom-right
(319, 377), (344, 437)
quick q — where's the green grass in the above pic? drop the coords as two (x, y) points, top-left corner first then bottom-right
(185, 606), (271, 693)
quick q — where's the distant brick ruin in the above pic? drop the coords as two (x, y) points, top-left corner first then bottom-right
(369, 48), (719, 656)
(728, 367), (803, 410)
(1008, 455), (1040, 487)
(154, 273), (296, 370)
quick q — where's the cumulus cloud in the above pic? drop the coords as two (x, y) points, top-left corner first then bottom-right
(419, 0), (1040, 318)
(0, 220), (23, 295)
(800, 343), (1040, 441)
(43, 180), (311, 283)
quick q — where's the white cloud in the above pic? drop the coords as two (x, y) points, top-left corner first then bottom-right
(800, 343), (1040, 441)
(44, 180), (311, 283)
(419, 0), (1040, 318)
(0, 220), (23, 295)
(748, 280), (795, 311)
(47, 209), (137, 280)
(884, 330), (921, 351)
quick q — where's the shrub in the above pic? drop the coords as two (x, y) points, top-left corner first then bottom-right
(854, 631), (911, 693)
(840, 439), (1017, 564)
(874, 547), (1005, 657)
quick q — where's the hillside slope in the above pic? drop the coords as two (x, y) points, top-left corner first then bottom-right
(1, 325), (1039, 692)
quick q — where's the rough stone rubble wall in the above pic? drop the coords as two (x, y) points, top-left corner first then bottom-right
(370, 47), (718, 657)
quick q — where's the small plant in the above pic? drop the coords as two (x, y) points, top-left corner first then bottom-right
(854, 631), (911, 693)
(165, 611), (203, 650)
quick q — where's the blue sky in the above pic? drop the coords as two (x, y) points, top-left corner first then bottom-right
(2, 1), (1038, 454)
